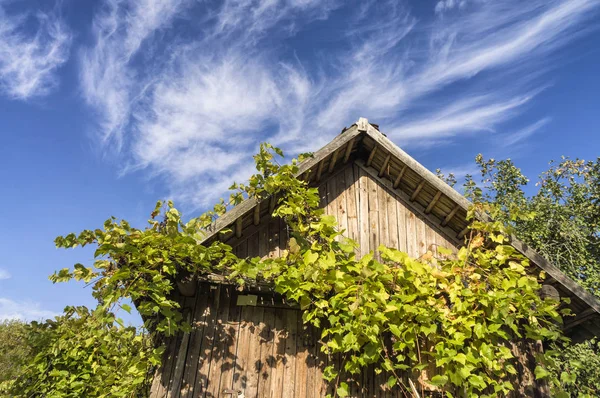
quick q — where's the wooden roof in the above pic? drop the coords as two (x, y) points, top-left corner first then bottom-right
(200, 117), (600, 339)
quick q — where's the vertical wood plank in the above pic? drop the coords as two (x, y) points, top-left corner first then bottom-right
(344, 165), (359, 243)
(281, 310), (297, 398)
(269, 307), (286, 398)
(232, 306), (252, 394)
(180, 289), (209, 398)
(367, 175), (380, 256)
(243, 306), (265, 398)
(268, 217), (280, 259)
(415, 216), (428, 258)
(168, 295), (197, 397)
(193, 286), (221, 397)
(205, 286), (232, 398)
(335, 167), (349, 241)
(216, 288), (242, 396)
(294, 315), (310, 398)
(358, 167), (370, 258)
(377, 180), (389, 249)
(405, 208), (417, 258)
(386, 188), (399, 251)
(257, 308), (276, 397)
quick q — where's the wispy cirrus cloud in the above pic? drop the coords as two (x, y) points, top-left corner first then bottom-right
(0, 1), (71, 99)
(78, 0), (600, 208)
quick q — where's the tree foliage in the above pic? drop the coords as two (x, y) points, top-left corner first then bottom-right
(461, 155), (600, 297)
(446, 154), (600, 397)
(0, 320), (32, 387)
(2, 307), (156, 397)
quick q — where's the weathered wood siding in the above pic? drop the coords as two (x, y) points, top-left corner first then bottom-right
(150, 163), (461, 398)
(224, 163), (458, 261)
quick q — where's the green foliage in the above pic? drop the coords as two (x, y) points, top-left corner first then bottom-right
(463, 155), (600, 297)
(546, 339), (600, 397)
(2, 307), (156, 397)
(0, 320), (32, 388)
(19, 143), (570, 397)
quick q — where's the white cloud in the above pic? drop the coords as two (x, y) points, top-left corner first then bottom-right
(79, 0), (191, 148)
(0, 298), (58, 322)
(78, 0), (600, 208)
(387, 92), (536, 142)
(0, 269), (10, 280)
(0, 2), (71, 99)
(501, 117), (551, 147)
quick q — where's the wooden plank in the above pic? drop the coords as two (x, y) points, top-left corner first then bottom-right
(457, 226), (469, 239)
(405, 208), (418, 259)
(269, 307), (286, 398)
(168, 295), (196, 397)
(344, 165), (359, 243)
(358, 167), (371, 258)
(216, 288), (242, 397)
(396, 198), (408, 253)
(335, 167), (349, 241)
(257, 308), (276, 397)
(231, 306), (252, 394)
(253, 204), (260, 226)
(441, 205), (460, 227)
(393, 165), (407, 189)
(368, 175), (380, 256)
(294, 316), (310, 398)
(378, 154), (391, 177)
(193, 286), (221, 397)
(235, 218), (242, 238)
(366, 145), (378, 167)
(410, 180), (425, 202)
(267, 217), (281, 259)
(205, 286), (232, 398)
(281, 310), (298, 398)
(180, 289), (210, 398)
(258, 223), (269, 260)
(386, 186), (399, 251)
(377, 179), (389, 248)
(150, 323), (180, 398)
(242, 306), (265, 397)
(425, 191), (442, 214)
(304, 323), (319, 398)
(316, 160), (326, 182)
(343, 137), (355, 163)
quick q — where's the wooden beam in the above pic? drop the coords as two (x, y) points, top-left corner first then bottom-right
(328, 149), (340, 173)
(366, 146), (378, 167)
(410, 180), (425, 202)
(393, 165), (407, 189)
(425, 191), (442, 214)
(457, 226), (469, 239)
(378, 154), (391, 177)
(253, 204), (260, 226)
(269, 194), (277, 214)
(343, 137), (355, 163)
(235, 218), (243, 238)
(564, 308), (597, 331)
(315, 160), (325, 182)
(441, 204), (460, 227)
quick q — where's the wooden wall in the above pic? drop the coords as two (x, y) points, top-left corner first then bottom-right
(224, 163), (458, 262)
(150, 163), (464, 398)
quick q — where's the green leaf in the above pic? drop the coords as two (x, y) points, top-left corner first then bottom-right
(430, 375), (448, 386)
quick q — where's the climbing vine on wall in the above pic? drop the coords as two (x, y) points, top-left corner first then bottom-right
(6, 144), (570, 397)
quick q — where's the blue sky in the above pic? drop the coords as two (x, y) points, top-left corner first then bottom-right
(0, 0), (599, 322)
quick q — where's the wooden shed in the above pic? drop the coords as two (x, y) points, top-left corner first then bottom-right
(149, 118), (600, 398)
